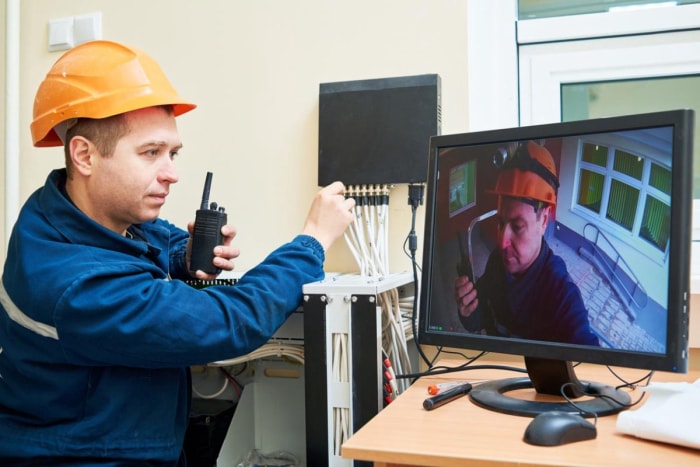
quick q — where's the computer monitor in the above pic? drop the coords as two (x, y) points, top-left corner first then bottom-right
(418, 109), (694, 417)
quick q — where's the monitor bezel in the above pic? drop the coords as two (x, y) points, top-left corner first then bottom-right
(418, 109), (693, 374)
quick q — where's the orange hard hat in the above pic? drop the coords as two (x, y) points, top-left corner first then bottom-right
(31, 40), (196, 147)
(488, 141), (559, 206)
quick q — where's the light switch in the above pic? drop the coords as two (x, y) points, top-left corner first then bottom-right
(48, 12), (102, 52)
(74, 12), (102, 45)
(48, 17), (74, 52)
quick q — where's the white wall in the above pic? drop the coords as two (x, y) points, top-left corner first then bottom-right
(2, 0), (472, 274)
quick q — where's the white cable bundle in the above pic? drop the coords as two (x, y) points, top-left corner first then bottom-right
(332, 332), (350, 456)
(399, 294), (416, 340)
(192, 342), (305, 399)
(332, 184), (414, 452)
(379, 288), (411, 393)
(209, 342), (305, 367)
(344, 184), (392, 277)
(343, 184), (412, 393)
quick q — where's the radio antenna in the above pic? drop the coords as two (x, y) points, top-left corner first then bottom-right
(200, 172), (213, 210)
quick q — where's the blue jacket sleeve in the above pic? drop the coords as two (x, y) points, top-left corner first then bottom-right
(54, 235), (325, 368)
(161, 219), (192, 280)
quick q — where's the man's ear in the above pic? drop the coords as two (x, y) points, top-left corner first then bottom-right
(540, 204), (552, 229)
(68, 136), (94, 176)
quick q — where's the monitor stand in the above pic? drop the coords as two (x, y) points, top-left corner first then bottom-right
(468, 356), (631, 418)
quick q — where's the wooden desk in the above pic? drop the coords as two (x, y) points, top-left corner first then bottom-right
(342, 360), (700, 466)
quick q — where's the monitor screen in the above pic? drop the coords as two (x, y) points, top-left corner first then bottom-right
(418, 109), (694, 417)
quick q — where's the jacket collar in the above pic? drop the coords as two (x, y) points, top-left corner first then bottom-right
(39, 169), (164, 260)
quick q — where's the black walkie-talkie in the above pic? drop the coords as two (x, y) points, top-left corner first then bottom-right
(190, 172), (227, 274)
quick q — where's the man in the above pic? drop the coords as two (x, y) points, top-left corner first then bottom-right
(454, 141), (599, 346)
(0, 40), (355, 465)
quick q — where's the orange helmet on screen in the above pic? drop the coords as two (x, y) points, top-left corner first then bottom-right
(31, 40), (196, 147)
(488, 141), (559, 206)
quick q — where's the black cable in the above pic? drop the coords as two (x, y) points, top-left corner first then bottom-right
(397, 351), (527, 383)
(406, 184), (423, 256)
(432, 346), (483, 364)
(398, 363), (528, 382)
(406, 183), (432, 368)
(410, 247), (432, 369)
(607, 366), (655, 390)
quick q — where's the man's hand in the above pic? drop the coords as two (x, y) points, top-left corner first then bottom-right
(454, 275), (479, 318)
(186, 222), (240, 280)
(301, 181), (355, 251)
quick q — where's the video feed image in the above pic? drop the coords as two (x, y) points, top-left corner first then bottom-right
(428, 127), (673, 353)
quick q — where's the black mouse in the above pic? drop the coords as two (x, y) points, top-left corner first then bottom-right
(523, 411), (597, 446)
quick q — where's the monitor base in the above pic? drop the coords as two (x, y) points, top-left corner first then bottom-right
(469, 376), (631, 418)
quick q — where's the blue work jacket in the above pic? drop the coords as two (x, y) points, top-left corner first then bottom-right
(460, 239), (600, 346)
(0, 169), (325, 464)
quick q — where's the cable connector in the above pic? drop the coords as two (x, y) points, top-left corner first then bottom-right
(406, 183), (424, 257)
(407, 183), (425, 209)
(382, 352), (399, 405)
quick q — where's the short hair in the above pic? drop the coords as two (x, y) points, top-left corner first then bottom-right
(62, 114), (128, 178)
(62, 105), (174, 178)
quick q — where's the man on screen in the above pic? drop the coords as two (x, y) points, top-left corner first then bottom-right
(454, 141), (600, 346)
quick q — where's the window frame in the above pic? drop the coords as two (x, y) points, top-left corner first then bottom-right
(466, 0), (700, 291)
(572, 138), (671, 264)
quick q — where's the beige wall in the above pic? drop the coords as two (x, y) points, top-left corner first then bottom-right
(5, 0), (471, 273)
(3, 2), (696, 355)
